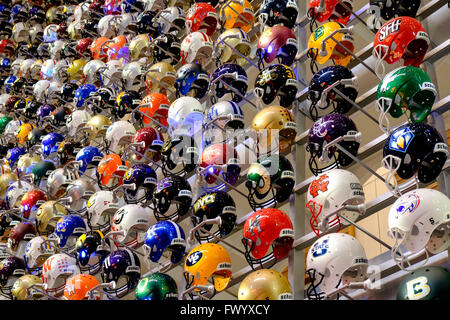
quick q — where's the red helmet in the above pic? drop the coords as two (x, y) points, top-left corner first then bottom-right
(76, 38), (94, 59)
(308, 0), (353, 26)
(20, 190), (48, 219)
(132, 127), (164, 162)
(8, 222), (37, 253)
(56, 22), (69, 40)
(138, 93), (170, 127)
(186, 2), (218, 36)
(242, 208), (294, 269)
(0, 39), (16, 59)
(257, 25), (298, 67)
(373, 17), (429, 77)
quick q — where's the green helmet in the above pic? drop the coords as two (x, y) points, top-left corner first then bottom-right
(135, 273), (178, 300)
(376, 66), (436, 133)
(32, 160), (56, 187)
(0, 116), (13, 134)
(397, 266), (450, 300)
(246, 154), (295, 211)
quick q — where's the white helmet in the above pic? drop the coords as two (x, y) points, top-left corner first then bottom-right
(49, 40), (66, 60)
(10, 58), (24, 77)
(66, 110), (92, 139)
(29, 24), (44, 44)
(43, 24), (58, 43)
(45, 81), (62, 104)
(6, 180), (33, 209)
(306, 169), (365, 237)
(168, 96), (204, 136)
(65, 177), (98, 215)
(122, 61), (146, 91)
(117, 13), (137, 36)
(102, 60), (124, 88)
(41, 253), (80, 297)
(4, 119), (23, 142)
(98, 15), (119, 38)
(67, 19), (83, 40)
(40, 59), (56, 80)
(83, 59), (107, 86)
(105, 121), (137, 154)
(12, 22), (29, 43)
(24, 236), (57, 275)
(306, 233), (368, 299)
(19, 59), (35, 78)
(73, 2), (90, 22)
(86, 190), (123, 233)
(33, 80), (51, 102)
(47, 168), (78, 199)
(388, 188), (450, 270)
(53, 59), (71, 83)
(180, 31), (214, 66)
(204, 100), (245, 144)
(158, 7), (186, 35)
(110, 204), (156, 249)
(0, 94), (12, 111)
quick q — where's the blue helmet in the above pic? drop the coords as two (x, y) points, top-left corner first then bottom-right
(75, 146), (104, 172)
(3, 75), (17, 94)
(74, 84), (97, 109)
(55, 215), (87, 249)
(144, 221), (186, 264)
(10, 4), (27, 23)
(6, 147), (26, 169)
(41, 132), (65, 156)
(0, 58), (11, 75)
(259, 0), (298, 29)
(122, 164), (157, 205)
(211, 63), (248, 103)
(174, 63), (209, 99)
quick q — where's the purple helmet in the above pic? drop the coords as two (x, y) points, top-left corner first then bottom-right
(211, 63), (248, 103)
(36, 104), (56, 126)
(0, 257), (26, 298)
(306, 113), (360, 176)
(101, 249), (141, 298)
(122, 164), (157, 205)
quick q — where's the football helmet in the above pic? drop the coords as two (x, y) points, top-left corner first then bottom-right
(153, 176), (192, 221)
(135, 273), (178, 300)
(75, 146), (105, 173)
(105, 121), (137, 154)
(64, 177), (97, 215)
(167, 96), (204, 136)
(85, 115), (112, 141)
(75, 231), (111, 275)
(246, 154), (295, 211)
(219, 0), (254, 33)
(11, 274), (44, 300)
(7, 222), (37, 259)
(41, 133), (64, 157)
(216, 29), (252, 67)
(260, 0), (298, 29)
(137, 92), (170, 128)
(242, 208), (294, 269)
(192, 191), (237, 243)
(33, 80), (51, 103)
(238, 269), (293, 300)
(376, 66), (436, 133)
(48, 59), (68, 83)
(306, 233), (368, 299)
(254, 64), (298, 108)
(122, 164), (157, 205)
(143, 220), (186, 265)
(308, 65), (358, 121)
(17, 154), (41, 176)
(47, 167), (77, 200)
(98, 15), (120, 38)
(136, 11), (160, 38)
(24, 236), (56, 275)
(0, 257), (26, 299)
(64, 273), (101, 300)
(122, 61), (146, 91)
(12, 22), (29, 44)
(204, 100), (245, 145)
(158, 6), (186, 35)
(252, 106), (297, 154)
(41, 253), (80, 297)
(101, 249), (141, 298)
(308, 0), (352, 29)
(57, 140), (83, 166)
(55, 215), (87, 253)
(180, 31), (214, 66)
(0, 172), (18, 201)
(0, 39), (15, 59)
(6, 147), (26, 169)
(308, 22), (354, 73)
(83, 60), (107, 87)
(367, 0), (421, 31)
(102, 60), (124, 89)
(90, 37), (111, 61)
(396, 266), (450, 300)
(67, 59), (87, 83)
(35, 201), (68, 236)
(382, 123), (448, 195)
(186, 3), (218, 36)
(373, 17), (429, 78)
(184, 243), (232, 295)
(5, 180), (33, 210)
(129, 34), (153, 62)
(257, 26), (297, 67)
(86, 191), (121, 233)
(306, 113), (360, 176)
(96, 154), (129, 191)
(20, 190), (47, 220)
(114, 90), (141, 120)
(74, 84), (98, 109)
(31, 161), (56, 192)
(306, 169), (365, 237)
(388, 189), (450, 270)
(175, 63), (209, 99)
(161, 135), (199, 176)
(131, 127), (164, 162)
(145, 62), (176, 96)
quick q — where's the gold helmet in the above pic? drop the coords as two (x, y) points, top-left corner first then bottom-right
(46, 6), (65, 24)
(145, 62), (176, 96)
(0, 172), (18, 199)
(216, 28), (252, 66)
(68, 19), (83, 41)
(238, 269), (293, 300)
(129, 34), (153, 63)
(85, 115), (112, 140)
(17, 154), (41, 175)
(68, 59), (87, 82)
(252, 106), (297, 154)
(184, 243), (232, 294)
(36, 201), (68, 235)
(30, 60), (44, 81)
(16, 123), (35, 146)
(220, 0), (255, 33)
(12, 275), (44, 300)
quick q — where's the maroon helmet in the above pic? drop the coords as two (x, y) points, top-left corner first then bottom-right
(7, 222), (37, 253)
(132, 127), (164, 162)
(257, 25), (298, 67)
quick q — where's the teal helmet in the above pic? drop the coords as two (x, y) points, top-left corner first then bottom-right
(0, 115), (12, 134)
(397, 266), (450, 300)
(31, 160), (56, 188)
(376, 66), (436, 133)
(135, 273), (178, 300)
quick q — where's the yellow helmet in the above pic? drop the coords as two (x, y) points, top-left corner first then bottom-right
(238, 269), (293, 300)
(0, 172), (18, 199)
(308, 22), (354, 69)
(68, 59), (87, 82)
(220, 0), (254, 33)
(17, 153), (41, 174)
(252, 106), (297, 154)
(16, 122), (35, 146)
(184, 243), (232, 293)
(85, 115), (112, 140)
(216, 28), (252, 66)
(145, 62), (176, 96)
(36, 201), (68, 235)
(46, 6), (65, 24)
(129, 34), (153, 62)
(11, 275), (44, 300)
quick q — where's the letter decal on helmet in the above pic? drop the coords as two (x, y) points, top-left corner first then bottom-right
(312, 239), (329, 257)
(378, 19), (401, 42)
(313, 26), (324, 40)
(406, 276), (430, 300)
(388, 127), (414, 152)
(113, 208), (126, 225)
(395, 194), (420, 216)
(248, 215), (262, 237)
(309, 174), (329, 198)
(186, 251), (202, 266)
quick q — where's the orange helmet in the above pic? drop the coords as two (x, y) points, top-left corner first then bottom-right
(138, 93), (170, 127)
(96, 153), (129, 191)
(107, 35), (129, 63)
(90, 37), (111, 61)
(64, 274), (100, 300)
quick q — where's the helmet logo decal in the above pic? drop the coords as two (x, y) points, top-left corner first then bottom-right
(395, 194), (420, 216)
(309, 174), (329, 198)
(311, 239), (329, 257)
(405, 276), (430, 300)
(378, 19), (401, 42)
(312, 118), (333, 138)
(186, 251), (202, 267)
(248, 214), (262, 237)
(388, 127), (414, 153)
(193, 194), (216, 213)
(113, 208), (127, 225)
(313, 26), (324, 41)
